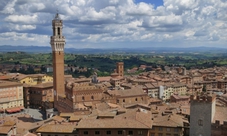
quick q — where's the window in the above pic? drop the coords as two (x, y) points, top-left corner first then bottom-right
(82, 96), (85, 101)
(158, 127), (163, 131)
(106, 131), (111, 135)
(166, 128), (171, 132)
(198, 119), (203, 126)
(174, 128), (179, 132)
(84, 131), (88, 135)
(123, 99), (125, 102)
(91, 96), (94, 100)
(150, 134), (155, 136)
(118, 130), (123, 135)
(158, 134), (163, 136)
(95, 131), (100, 135)
(174, 134), (179, 136)
(57, 27), (60, 35)
(135, 98), (137, 101)
(128, 131), (133, 135)
(138, 131), (142, 135)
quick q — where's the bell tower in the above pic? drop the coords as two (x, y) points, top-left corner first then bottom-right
(116, 62), (124, 77)
(50, 12), (65, 105)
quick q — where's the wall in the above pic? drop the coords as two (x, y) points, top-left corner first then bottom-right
(0, 85), (23, 110)
(190, 97), (213, 136)
(149, 126), (184, 136)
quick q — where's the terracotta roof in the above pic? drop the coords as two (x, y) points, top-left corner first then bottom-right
(24, 132), (37, 136)
(69, 116), (81, 122)
(107, 103), (120, 108)
(77, 118), (149, 129)
(96, 102), (110, 111)
(153, 114), (188, 127)
(98, 111), (117, 118)
(0, 81), (23, 88)
(3, 120), (16, 126)
(172, 95), (190, 100)
(12, 74), (27, 80)
(97, 76), (111, 82)
(0, 126), (12, 134)
(149, 98), (162, 103)
(36, 124), (76, 133)
(0, 75), (12, 80)
(30, 82), (53, 88)
(213, 106), (227, 124)
(124, 103), (150, 109)
(59, 113), (74, 117)
(115, 87), (146, 97)
(52, 116), (66, 122)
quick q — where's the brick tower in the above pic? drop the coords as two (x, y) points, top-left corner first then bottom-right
(116, 62), (124, 77)
(50, 12), (65, 107)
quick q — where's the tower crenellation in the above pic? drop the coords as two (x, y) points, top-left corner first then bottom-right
(190, 94), (215, 103)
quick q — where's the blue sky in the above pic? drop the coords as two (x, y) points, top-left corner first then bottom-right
(136, 0), (163, 8)
(0, 0), (227, 49)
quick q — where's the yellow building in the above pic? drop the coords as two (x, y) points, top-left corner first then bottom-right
(12, 74), (53, 85)
(160, 83), (187, 101)
(0, 80), (24, 113)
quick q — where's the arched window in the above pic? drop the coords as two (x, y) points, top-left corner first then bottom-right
(57, 27), (60, 35)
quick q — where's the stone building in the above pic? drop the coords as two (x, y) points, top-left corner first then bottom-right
(189, 95), (216, 136)
(24, 82), (54, 109)
(0, 80), (24, 113)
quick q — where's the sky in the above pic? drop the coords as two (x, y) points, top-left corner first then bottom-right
(0, 0), (227, 49)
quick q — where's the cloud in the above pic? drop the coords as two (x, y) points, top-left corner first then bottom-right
(0, 0), (227, 48)
(4, 14), (38, 24)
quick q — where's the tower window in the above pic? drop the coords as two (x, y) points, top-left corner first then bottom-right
(58, 27), (60, 35)
(198, 119), (203, 126)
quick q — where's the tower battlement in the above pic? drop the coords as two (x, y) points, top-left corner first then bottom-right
(190, 94), (216, 103)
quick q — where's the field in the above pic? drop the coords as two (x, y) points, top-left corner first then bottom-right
(1, 51), (227, 77)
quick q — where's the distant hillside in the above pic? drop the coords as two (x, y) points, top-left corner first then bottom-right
(0, 45), (227, 54)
